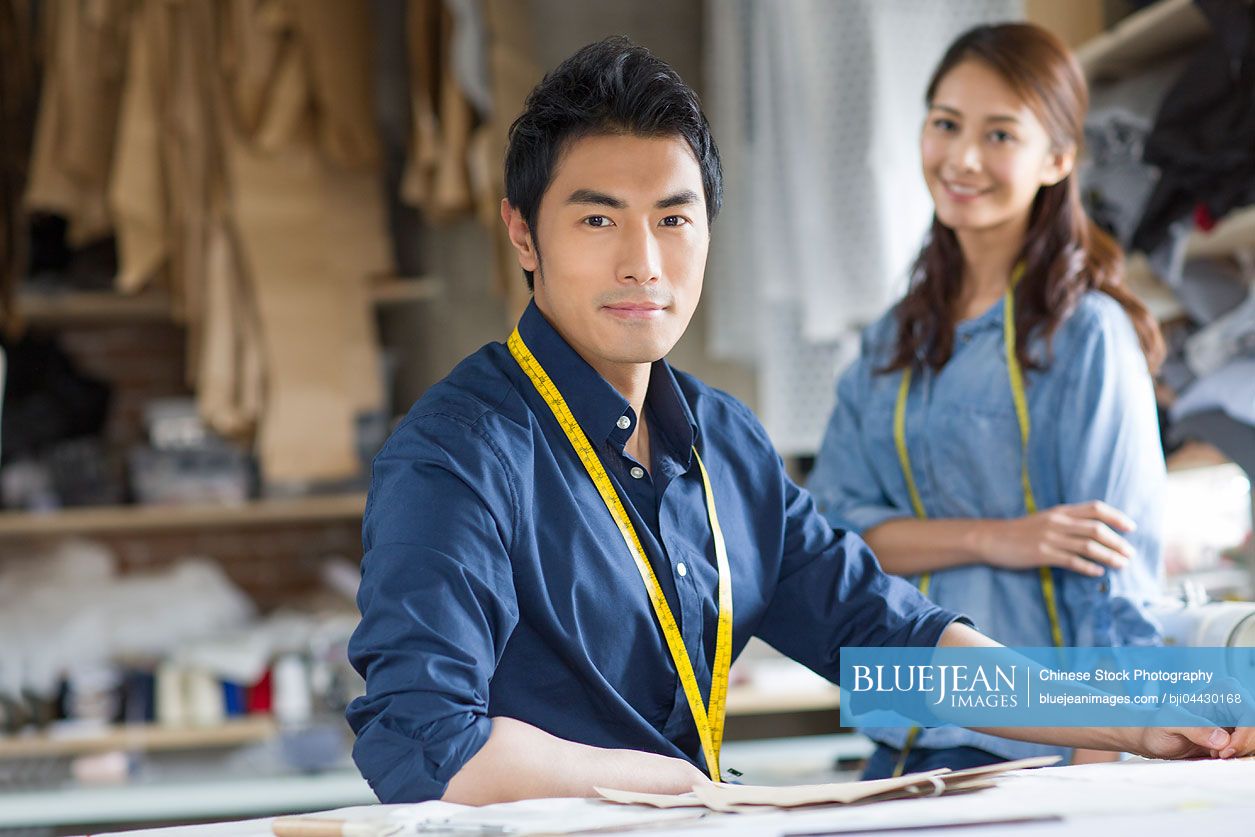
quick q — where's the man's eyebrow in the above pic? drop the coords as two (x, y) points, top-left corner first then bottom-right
(656, 190), (700, 210)
(566, 189), (626, 209)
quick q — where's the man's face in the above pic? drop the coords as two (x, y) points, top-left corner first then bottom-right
(503, 133), (709, 377)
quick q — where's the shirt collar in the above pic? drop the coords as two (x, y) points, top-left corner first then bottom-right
(954, 295), (1005, 337)
(515, 300), (697, 461)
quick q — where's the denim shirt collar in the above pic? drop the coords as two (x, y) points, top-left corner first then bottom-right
(954, 295), (1005, 338)
(516, 300), (697, 463)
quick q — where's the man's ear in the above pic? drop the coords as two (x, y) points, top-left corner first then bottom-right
(1041, 145), (1076, 187)
(501, 199), (539, 273)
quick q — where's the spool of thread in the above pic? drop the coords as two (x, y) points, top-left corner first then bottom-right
(155, 664), (187, 728)
(185, 668), (225, 727)
(272, 654), (313, 727)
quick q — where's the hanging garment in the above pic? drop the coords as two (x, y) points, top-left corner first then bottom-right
(1172, 357), (1255, 428)
(481, 0), (539, 322)
(24, 0), (128, 247)
(1080, 56), (1188, 251)
(1132, 0), (1255, 256)
(401, 0), (479, 222)
(218, 0), (390, 485)
(109, 0), (169, 294)
(289, 0), (381, 169)
(705, 0), (1021, 453)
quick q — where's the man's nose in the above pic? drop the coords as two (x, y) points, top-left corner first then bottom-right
(618, 221), (662, 284)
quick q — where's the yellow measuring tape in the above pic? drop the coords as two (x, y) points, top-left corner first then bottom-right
(890, 265), (1063, 777)
(508, 328), (732, 781)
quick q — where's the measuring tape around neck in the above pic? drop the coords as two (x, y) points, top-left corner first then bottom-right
(889, 264), (1063, 776)
(507, 328), (732, 781)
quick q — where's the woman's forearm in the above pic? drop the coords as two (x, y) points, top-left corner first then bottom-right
(863, 518), (1001, 574)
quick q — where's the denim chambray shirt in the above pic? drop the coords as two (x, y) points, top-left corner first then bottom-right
(809, 291), (1166, 761)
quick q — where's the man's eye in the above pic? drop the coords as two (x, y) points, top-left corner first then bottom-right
(584, 216), (611, 228)
(661, 215), (688, 227)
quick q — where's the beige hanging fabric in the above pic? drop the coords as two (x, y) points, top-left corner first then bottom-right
(108, 0), (168, 295)
(401, 0), (476, 222)
(22, 0), (391, 487)
(481, 0), (538, 322)
(185, 0), (264, 441)
(24, 0), (127, 248)
(219, 0), (389, 486)
(402, 0), (539, 322)
(289, 1), (381, 170)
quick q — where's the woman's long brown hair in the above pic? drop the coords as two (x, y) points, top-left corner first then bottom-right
(883, 23), (1164, 376)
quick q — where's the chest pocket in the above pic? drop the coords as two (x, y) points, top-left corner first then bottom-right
(867, 346), (1030, 520)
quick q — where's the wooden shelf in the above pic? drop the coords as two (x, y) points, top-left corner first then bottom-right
(18, 290), (173, 325)
(371, 275), (443, 305)
(0, 716), (276, 760)
(1077, 0), (1207, 83)
(1187, 206), (1255, 260)
(0, 493), (366, 538)
(1166, 441), (1234, 473)
(17, 277), (442, 326)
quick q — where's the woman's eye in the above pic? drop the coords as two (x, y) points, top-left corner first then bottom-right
(990, 130), (1015, 143)
(933, 118), (958, 132)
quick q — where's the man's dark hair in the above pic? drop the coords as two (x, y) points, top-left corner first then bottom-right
(504, 35), (723, 290)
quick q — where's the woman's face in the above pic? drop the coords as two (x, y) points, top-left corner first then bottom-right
(920, 59), (1073, 237)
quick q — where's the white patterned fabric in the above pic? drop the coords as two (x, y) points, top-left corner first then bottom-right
(704, 0), (1022, 454)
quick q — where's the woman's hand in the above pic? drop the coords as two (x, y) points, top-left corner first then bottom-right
(979, 501), (1136, 576)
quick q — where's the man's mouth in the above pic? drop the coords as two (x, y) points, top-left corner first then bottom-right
(603, 302), (668, 319)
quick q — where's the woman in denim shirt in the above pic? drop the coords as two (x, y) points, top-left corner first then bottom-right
(809, 23), (1167, 778)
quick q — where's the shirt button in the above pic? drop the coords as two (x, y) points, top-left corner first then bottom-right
(617, 415), (632, 430)
(630, 466), (645, 480)
(676, 562), (687, 577)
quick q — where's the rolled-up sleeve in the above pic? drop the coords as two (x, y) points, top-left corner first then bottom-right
(1054, 306), (1165, 646)
(346, 413), (520, 803)
(809, 333), (912, 535)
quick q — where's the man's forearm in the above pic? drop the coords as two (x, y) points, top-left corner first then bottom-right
(935, 622), (1236, 757)
(971, 724), (1127, 752)
(441, 716), (708, 805)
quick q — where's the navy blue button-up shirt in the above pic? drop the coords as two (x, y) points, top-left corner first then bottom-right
(346, 301), (963, 803)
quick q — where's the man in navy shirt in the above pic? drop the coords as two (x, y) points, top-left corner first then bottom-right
(346, 36), (1247, 805)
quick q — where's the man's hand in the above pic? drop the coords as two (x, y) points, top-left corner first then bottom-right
(1127, 727), (1255, 760)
